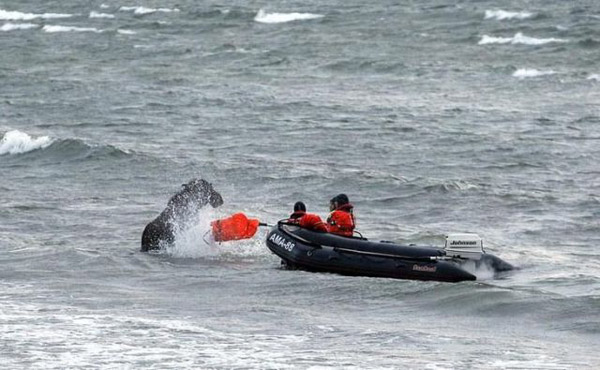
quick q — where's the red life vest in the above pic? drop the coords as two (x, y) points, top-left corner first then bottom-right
(326, 204), (355, 237)
(288, 211), (328, 232)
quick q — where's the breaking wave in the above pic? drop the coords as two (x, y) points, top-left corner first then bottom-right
(484, 10), (534, 21)
(479, 32), (567, 45)
(254, 9), (324, 24)
(513, 68), (556, 78)
(0, 9), (72, 20)
(0, 130), (130, 161)
(42, 25), (102, 33)
(0, 130), (52, 155)
(0, 22), (37, 31)
(119, 6), (179, 15)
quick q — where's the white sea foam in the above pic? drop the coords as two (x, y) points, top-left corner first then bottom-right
(100, 4), (110, 9)
(89, 11), (115, 19)
(479, 32), (567, 45)
(119, 6), (179, 15)
(0, 9), (72, 20)
(0, 22), (38, 31)
(513, 68), (556, 78)
(117, 29), (136, 35)
(254, 9), (324, 24)
(0, 130), (52, 155)
(484, 10), (533, 21)
(587, 74), (600, 81)
(42, 25), (102, 33)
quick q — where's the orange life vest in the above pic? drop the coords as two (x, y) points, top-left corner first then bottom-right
(291, 213), (328, 232)
(326, 204), (355, 237)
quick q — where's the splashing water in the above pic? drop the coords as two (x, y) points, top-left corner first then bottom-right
(166, 206), (220, 258)
(0, 130), (53, 155)
(164, 204), (270, 259)
(460, 259), (499, 281)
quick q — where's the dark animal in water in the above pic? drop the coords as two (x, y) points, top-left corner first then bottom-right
(141, 179), (224, 252)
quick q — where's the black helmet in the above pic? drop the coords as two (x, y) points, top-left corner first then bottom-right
(331, 194), (349, 206)
(293, 201), (306, 212)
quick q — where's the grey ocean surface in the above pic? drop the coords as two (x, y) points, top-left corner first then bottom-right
(1, 0), (599, 368)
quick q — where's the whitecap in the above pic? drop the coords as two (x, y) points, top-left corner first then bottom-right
(0, 9), (72, 20)
(587, 74), (600, 81)
(119, 6), (179, 15)
(513, 68), (556, 78)
(478, 35), (513, 45)
(484, 10), (533, 21)
(0, 22), (38, 31)
(0, 130), (53, 155)
(100, 4), (110, 9)
(89, 11), (114, 19)
(479, 32), (567, 45)
(512, 32), (567, 45)
(254, 9), (324, 24)
(42, 25), (102, 33)
(117, 29), (136, 35)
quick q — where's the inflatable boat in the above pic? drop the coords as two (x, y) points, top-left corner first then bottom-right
(266, 223), (513, 283)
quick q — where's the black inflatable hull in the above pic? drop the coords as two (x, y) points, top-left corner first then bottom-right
(266, 225), (513, 283)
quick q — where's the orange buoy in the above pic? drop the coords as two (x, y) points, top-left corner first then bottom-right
(211, 212), (260, 242)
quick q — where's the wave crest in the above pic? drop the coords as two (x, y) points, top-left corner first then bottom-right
(479, 32), (567, 45)
(423, 180), (480, 193)
(42, 25), (102, 33)
(89, 11), (115, 19)
(484, 10), (533, 21)
(0, 130), (131, 161)
(0, 8), (72, 20)
(0, 22), (37, 31)
(0, 130), (52, 155)
(119, 6), (179, 15)
(513, 68), (556, 78)
(254, 9), (324, 24)
(588, 74), (600, 81)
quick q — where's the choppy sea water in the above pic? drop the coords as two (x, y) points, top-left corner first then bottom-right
(1, 0), (599, 368)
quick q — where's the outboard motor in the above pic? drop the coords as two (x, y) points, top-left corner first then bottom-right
(444, 233), (484, 260)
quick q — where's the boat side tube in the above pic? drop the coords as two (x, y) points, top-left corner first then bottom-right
(267, 225), (476, 283)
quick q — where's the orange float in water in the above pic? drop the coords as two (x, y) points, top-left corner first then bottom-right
(211, 212), (260, 242)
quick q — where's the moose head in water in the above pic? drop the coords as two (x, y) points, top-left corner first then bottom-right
(141, 178), (223, 252)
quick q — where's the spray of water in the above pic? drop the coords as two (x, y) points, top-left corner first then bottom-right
(163, 204), (270, 259)
(460, 259), (497, 281)
(164, 204), (220, 258)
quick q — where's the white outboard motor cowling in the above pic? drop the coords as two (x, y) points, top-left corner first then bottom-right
(445, 233), (484, 260)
